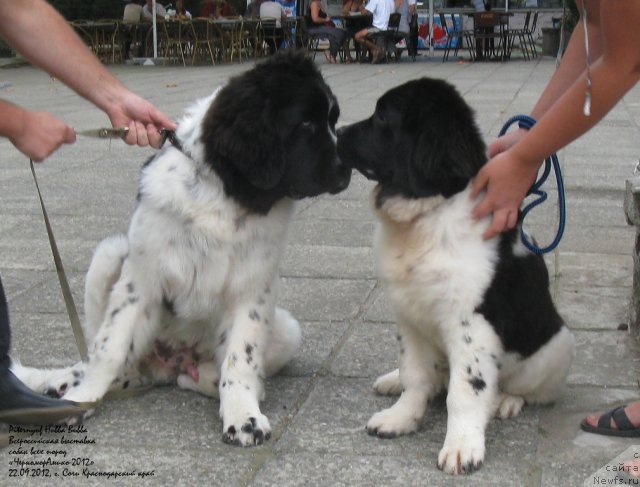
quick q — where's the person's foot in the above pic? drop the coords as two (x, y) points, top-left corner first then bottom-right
(581, 401), (640, 436)
(324, 51), (337, 64)
(371, 48), (385, 65)
(0, 370), (85, 425)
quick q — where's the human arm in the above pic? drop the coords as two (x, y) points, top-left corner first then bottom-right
(472, 0), (640, 239)
(0, 100), (75, 162)
(0, 0), (175, 148)
(358, 0), (372, 15)
(310, 1), (325, 23)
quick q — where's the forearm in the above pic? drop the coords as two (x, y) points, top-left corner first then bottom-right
(514, 1), (640, 165)
(514, 54), (640, 169)
(0, 100), (26, 141)
(530, 2), (603, 119)
(0, 0), (126, 115)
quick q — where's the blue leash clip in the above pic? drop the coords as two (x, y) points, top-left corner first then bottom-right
(499, 115), (566, 254)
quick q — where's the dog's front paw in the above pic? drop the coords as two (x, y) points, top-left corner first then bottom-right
(437, 434), (485, 475)
(222, 413), (271, 447)
(366, 406), (420, 438)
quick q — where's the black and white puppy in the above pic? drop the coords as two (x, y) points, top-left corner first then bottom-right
(14, 50), (350, 446)
(337, 78), (574, 474)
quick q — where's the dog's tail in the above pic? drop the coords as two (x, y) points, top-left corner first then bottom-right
(83, 235), (129, 344)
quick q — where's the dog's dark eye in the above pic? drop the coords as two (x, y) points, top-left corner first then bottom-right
(375, 112), (387, 125)
(301, 121), (314, 130)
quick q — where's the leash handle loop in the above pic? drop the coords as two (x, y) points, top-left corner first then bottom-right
(499, 115), (566, 254)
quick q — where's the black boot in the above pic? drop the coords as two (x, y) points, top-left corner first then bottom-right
(0, 369), (86, 425)
(0, 276), (85, 425)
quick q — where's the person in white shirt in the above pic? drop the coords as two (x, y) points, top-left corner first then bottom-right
(353, 0), (394, 64)
(260, 0), (287, 26)
(259, 0), (288, 53)
(142, 0), (167, 20)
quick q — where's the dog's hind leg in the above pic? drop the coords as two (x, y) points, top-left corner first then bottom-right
(61, 260), (159, 406)
(263, 307), (301, 377)
(84, 235), (129, 344)
(500, 325), (574, 406)
(373, 369), (402, 396)
(177, 361), (220, 398)
(367, 320), (445, 438)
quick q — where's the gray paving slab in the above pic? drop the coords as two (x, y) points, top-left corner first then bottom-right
(1, 51), (640, 487)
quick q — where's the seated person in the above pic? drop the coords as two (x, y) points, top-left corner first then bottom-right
(341, 0), (363, 62)
(353, 0), (394, 64)
(308, 0), (345, 64)
(245, 0), (262, 18)
(260, 0), (286, 26)
(123, 1), (143, 23)
(200, 0), (216, 17)
(259, 0), (287, 53)
(142, 0), (167, 20)
(396, 0), (410, 35)
(219, 0), (238, 18)
(173, 0), (192, 19)
(122, 1), (144, 59)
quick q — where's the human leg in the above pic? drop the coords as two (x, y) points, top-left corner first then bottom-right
(0, 275), (85, 424)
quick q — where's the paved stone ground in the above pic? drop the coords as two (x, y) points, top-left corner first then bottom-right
(1, 51), (639, 486)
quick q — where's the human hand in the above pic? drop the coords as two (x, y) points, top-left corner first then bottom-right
(106, 91), (176, 149)
(471, 150), (539, 240)
(487, 127), (527, 158)
(9, 110), (76, 162)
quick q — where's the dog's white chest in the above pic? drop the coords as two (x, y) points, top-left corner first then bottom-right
(129, 154), (293, 322)
(374, 193), (498, 330)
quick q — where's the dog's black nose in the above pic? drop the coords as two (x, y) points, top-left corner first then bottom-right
(336, 126), (345, 137)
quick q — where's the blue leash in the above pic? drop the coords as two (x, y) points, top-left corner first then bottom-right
(498, 115), (566, 254)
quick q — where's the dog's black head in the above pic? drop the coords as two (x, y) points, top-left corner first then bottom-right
(337, 78), (486, 206)
(202, 50), (350, 214)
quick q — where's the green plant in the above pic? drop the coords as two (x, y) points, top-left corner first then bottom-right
(563, 0), (579, 34)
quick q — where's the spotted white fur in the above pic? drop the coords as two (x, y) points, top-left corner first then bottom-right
(366, 185), (574, 474)
(12, 89), (304, 446)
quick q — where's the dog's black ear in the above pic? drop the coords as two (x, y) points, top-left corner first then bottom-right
(406, 109), (487, 198)
(203, 78), (285, 191)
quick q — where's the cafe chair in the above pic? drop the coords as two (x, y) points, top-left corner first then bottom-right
(158, 19), (188, 65)
(507, 10), (537, 60)
(298, 16), (329, 61)
(524, 11), (539, 58)
(241, 18), (261, 60)
(469, 11), (509, 62)
(439, 12), (473, 62)
(190, 18), (217, 65)
(258, 17), (283, 56)
(366, 12), (404, 63)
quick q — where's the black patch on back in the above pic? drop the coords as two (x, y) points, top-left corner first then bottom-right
(477, 229), (565, 357)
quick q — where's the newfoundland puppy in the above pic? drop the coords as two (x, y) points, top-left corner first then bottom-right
(14, 50), (350, 446)
(337, 78), (574, 474)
